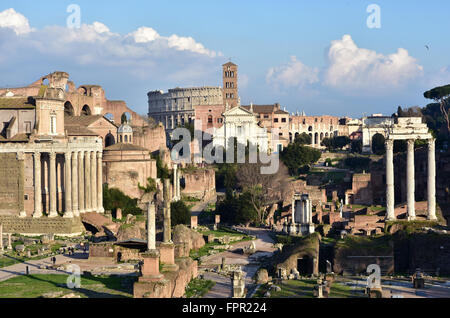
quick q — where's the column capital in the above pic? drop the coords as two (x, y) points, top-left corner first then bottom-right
(50, 152), (57, 160)
(72, 151), (78, 159)
(428, 138), (436, 151)
(97, 151), (103, 159)
(64, 151), (72, 159)
(79, 151), (85, 159)
(407, 139), (415, 148)
(385, 139), (394, 150)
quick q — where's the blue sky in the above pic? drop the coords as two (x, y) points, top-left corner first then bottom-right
(0, 0), (449, 117)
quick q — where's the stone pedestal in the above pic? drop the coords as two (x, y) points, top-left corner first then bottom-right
(190, 215), (198, 229)
(158, 242), (178, 272)
(139, 250), (163, 282)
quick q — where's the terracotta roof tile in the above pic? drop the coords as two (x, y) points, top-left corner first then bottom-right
(0, 97), (35, 109)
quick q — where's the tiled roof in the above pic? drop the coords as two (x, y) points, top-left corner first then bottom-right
(274, 109), (289, 115)
(104, 143), (149, 152)
(65, 125), (98, 136)
(64, 115), (105, 127)
(242, 105), (277, 114)
(0, 97), (35, 109)
(0, 133), (30, 142)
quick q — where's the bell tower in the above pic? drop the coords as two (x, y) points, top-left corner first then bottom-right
(222, 62), (238, 108)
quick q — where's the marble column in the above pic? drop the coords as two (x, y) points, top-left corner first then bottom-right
(78, 151), (85, 213)
(85, 151), (91, 212)
(72, 151), (79, 217)
(147, 202), (156, 250)
(173, 164), (179, 201)
(163, 179), (172, 243)
(64, 152), (73, 218)
(97, 152), (104, 213)
(0, 223), (3, 251)
(385, 139), (396, 220)
(406, 139), (416, 220)
(49, 152), (58, 218)
(427, 139), (437, 220)
(33, 152), (43, 218)
(91, 151), (97, 212)
(7, 233), (12, 250)
(18, 152), (26, 218)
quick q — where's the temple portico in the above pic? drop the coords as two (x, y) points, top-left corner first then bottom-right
(384, 117), (435, 221)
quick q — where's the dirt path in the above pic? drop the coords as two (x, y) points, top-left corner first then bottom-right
(202, 227), (276, 298)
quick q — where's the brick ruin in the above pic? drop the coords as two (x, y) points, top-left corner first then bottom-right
(181, 167), (216, 201)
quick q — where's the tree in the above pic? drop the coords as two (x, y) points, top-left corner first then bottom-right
(281, 143), (321, 175)
(171, 201), (191, 226)
(294, 133), (312, 146)
(103, 184), (142, 215)
(424, 85), (450, 133)
(321, 136), (350, 151)
(216, 192), (258, 226)
(236, 161), (290, 224)
(371, 133), (385, 155)
(351, 139), (362, 153)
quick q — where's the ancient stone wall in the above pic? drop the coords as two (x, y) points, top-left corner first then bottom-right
(182, 168), (216, 201)
(0, 153), (22, 215)
(0, 215), (84, 236)
(103, 159), (157, 199)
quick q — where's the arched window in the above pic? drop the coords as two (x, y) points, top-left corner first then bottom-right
(64, 101), (74, 116)
(82, 105), (91, 116)
(124, 135), (128, 143)
(120, 135), (123, 143)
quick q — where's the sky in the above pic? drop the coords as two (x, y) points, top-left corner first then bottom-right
(0, 0), (449, 118)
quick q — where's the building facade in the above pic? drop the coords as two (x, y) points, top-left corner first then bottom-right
(148, 87), (223, 132)
(0, 72), (104, 230)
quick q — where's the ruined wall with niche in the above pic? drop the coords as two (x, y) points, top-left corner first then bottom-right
(0, 153), (23, 216)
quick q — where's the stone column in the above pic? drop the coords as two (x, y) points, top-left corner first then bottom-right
(49, 152), (58, 218)
(147, 202), (156, 251)
(385, 139), (396, 220)
(85, 151), (91, 212)
(7, 233), (12, 250)
(72, 151), (79, 217)
(0, 223), (3, 251)
(427, 139), (437, 220)
(406, 139), (416, 220)
(91, 151), (97, 212)
(173, 164), (179, 201)
(163, 179), (172, 243)
(64, 152), (73, 218)
(33, 152), (43, 218)
(18, 152), (26, 218)
(78, 151), (85, 213)
(97, 152), (104, 213)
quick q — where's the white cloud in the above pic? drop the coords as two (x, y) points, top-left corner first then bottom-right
(324, 34), (423, 92)
(0, 8), (33, 35)
(130, 26), (160, 43)
(127, 27), (218, 57)
(266, 56), (319, 89)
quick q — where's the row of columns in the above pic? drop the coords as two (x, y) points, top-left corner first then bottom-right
(385, 139), (436, 221)
(33, 150), (104, 218)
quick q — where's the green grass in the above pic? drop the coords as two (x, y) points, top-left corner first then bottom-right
(184, 278), (215, 298)
(254, 279), (363, 298)
(0, 274), (136, 298)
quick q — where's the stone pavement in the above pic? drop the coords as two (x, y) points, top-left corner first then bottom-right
(202, 227), (276, 298)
